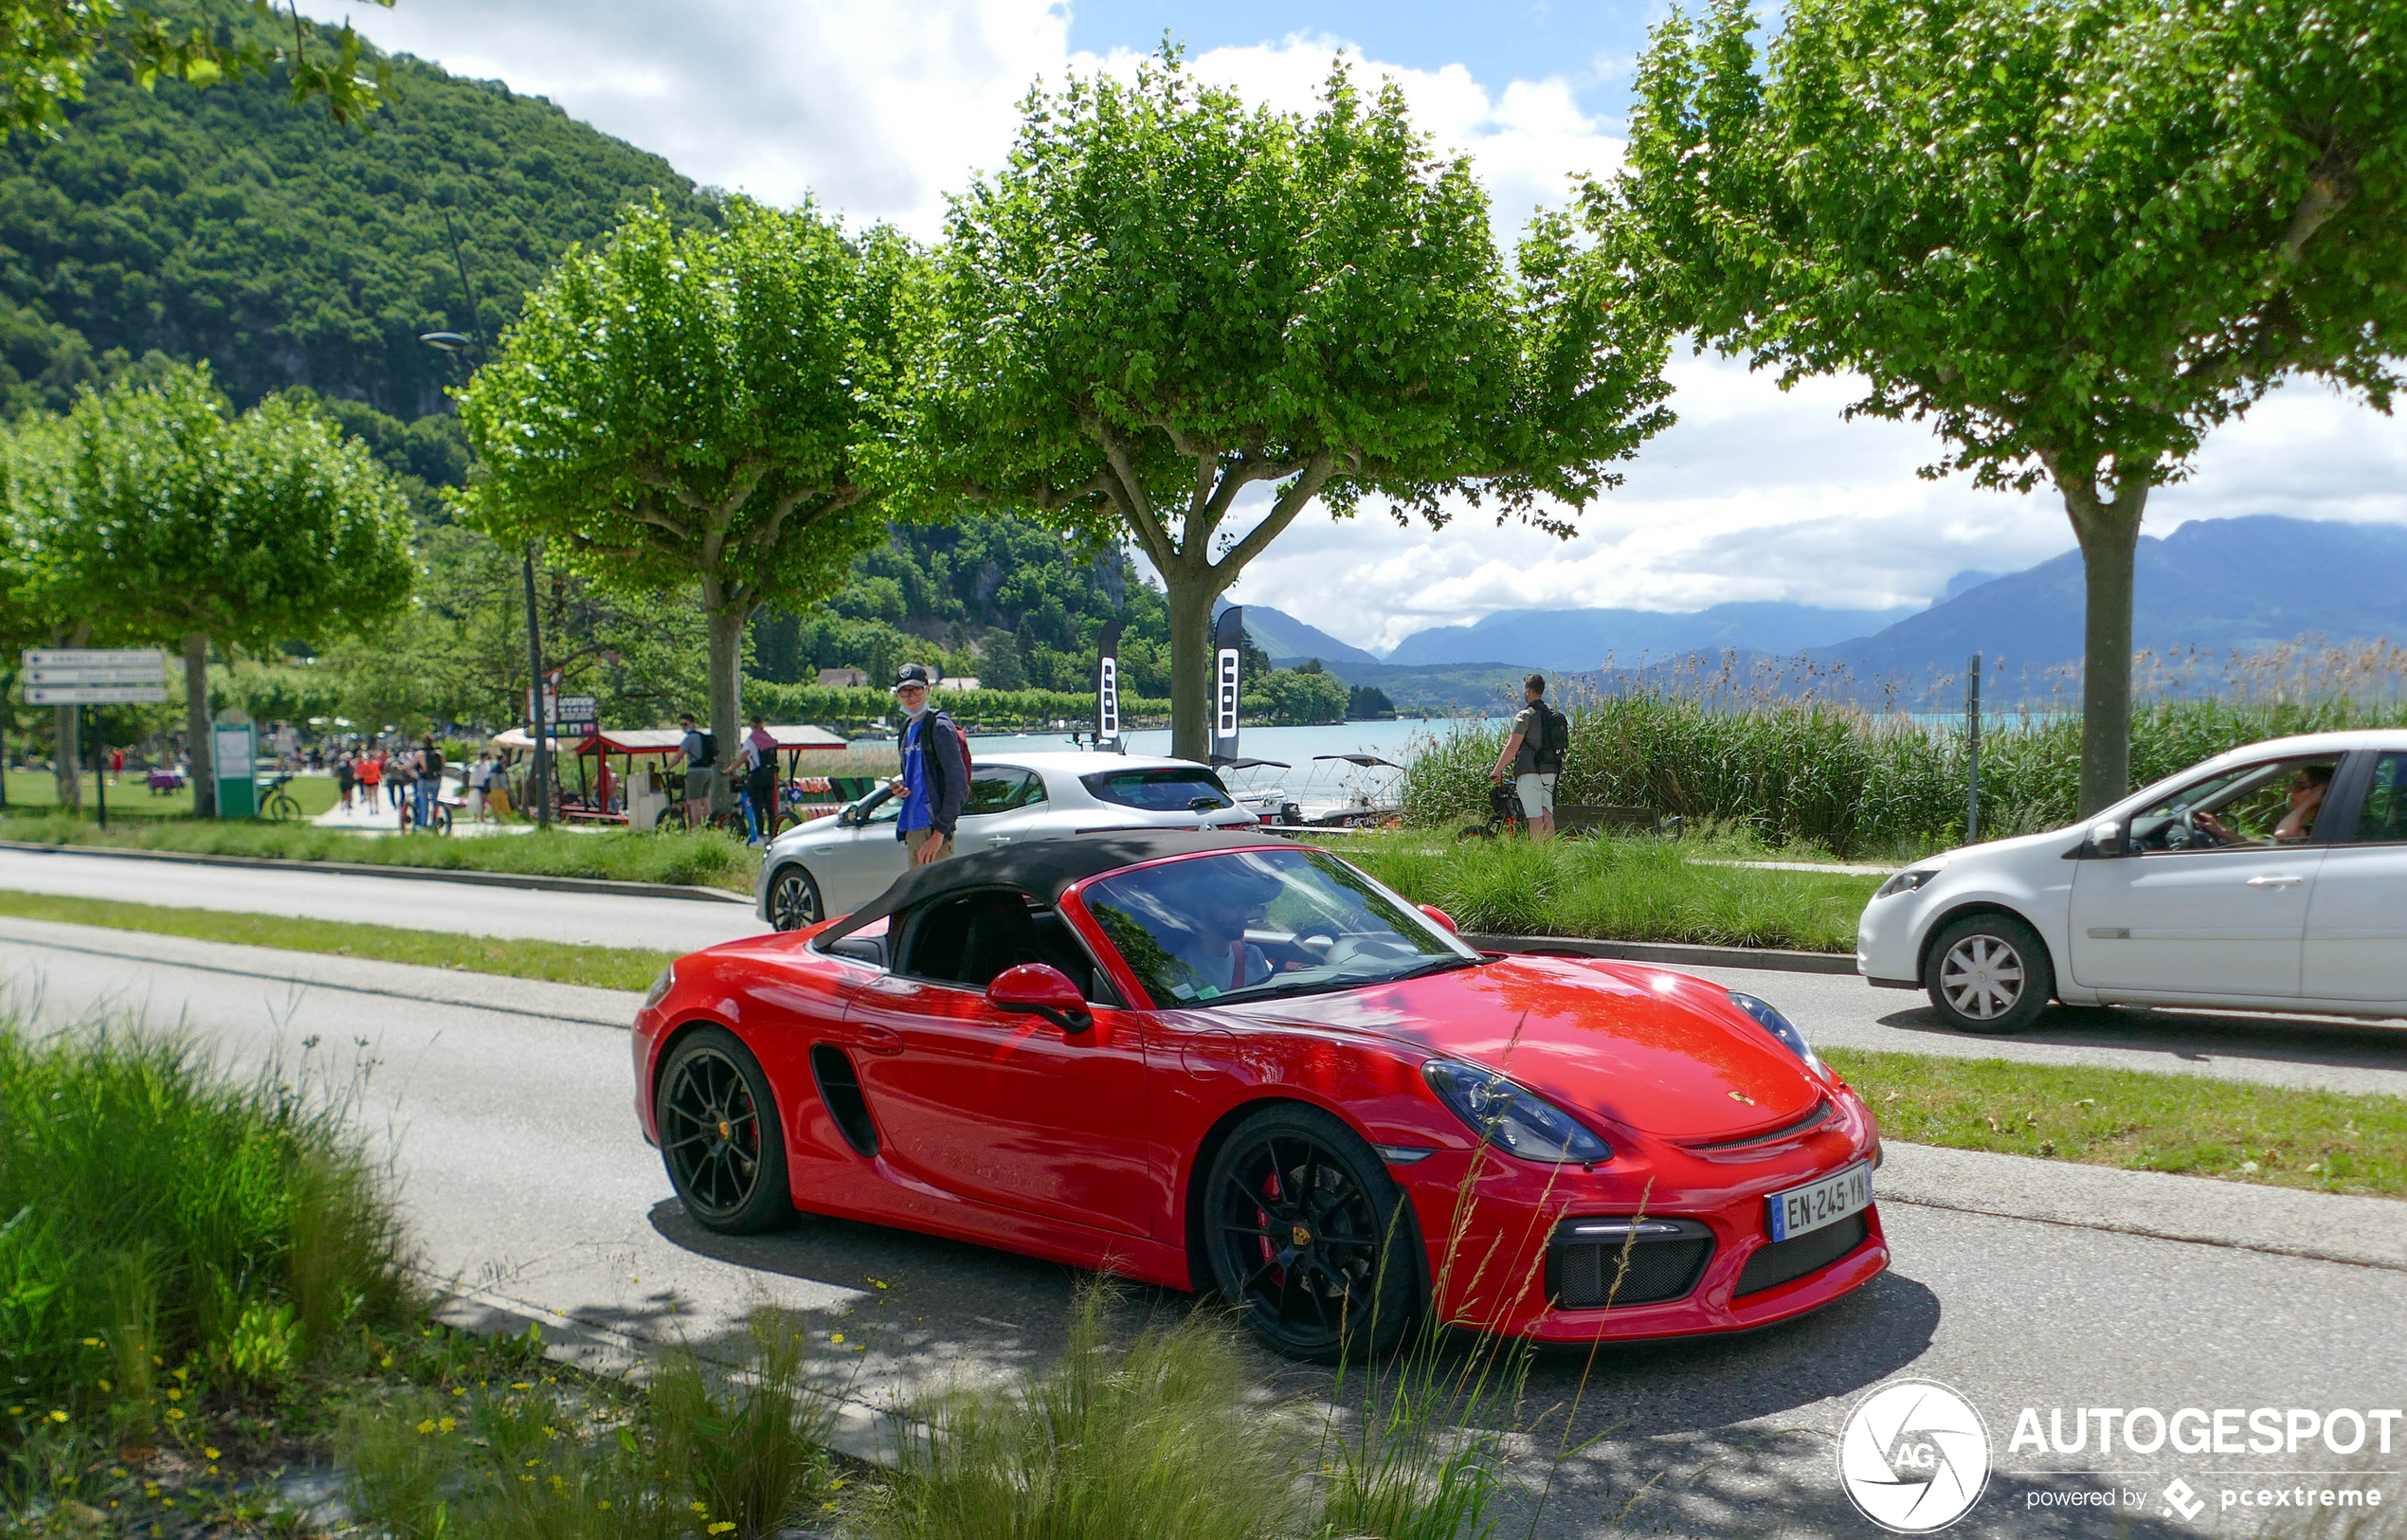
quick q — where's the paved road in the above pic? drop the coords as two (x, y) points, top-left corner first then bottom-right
(5, 926), (2402, 1538)
(7, 847), (2406, 1096)
(0, 846), (765, 952)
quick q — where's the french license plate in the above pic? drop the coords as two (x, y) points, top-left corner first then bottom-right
(1767, 1161), (1872, 1243)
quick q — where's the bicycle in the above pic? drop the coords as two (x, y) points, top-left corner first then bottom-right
(1455, 780), (1532, 842)
(259, 773), (303, 823)
(398, 786), (454, 836)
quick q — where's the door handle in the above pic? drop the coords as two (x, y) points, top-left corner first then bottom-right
(987, 835), (1012, 845)
(2245, 874), (2305, 888)
(857, 1025), (905, 1056)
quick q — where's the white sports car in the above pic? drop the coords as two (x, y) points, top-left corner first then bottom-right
(1857, 730), (2407, 1031)
(753, 751), (1264, 930)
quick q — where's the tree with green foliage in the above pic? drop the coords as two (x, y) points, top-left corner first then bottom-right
(1254, 663), (1350, 726)
(0, 0), (389, 141)
(457, 199), (918, 808)
(918, 50), (1675, 760)
(1606, 0), (2407, 814)
(10, 364), (414, 812)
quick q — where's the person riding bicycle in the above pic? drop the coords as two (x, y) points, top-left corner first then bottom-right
(1489, 674), (1566, 841)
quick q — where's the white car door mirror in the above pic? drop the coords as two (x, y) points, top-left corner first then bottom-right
(2087, 820), (2126, 857)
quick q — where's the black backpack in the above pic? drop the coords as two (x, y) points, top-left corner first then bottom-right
(1531, 702), (1569, 773)
(692, 731), (716, 768)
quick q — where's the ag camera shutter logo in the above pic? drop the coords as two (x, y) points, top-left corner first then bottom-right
(1838, 1379), (1992, 1532)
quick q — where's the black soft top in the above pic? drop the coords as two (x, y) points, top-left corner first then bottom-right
(814, 829), (1289, 946)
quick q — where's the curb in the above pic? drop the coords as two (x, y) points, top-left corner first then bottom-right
(0, 838), (755, 905)
(1466, 932), (1857, 976)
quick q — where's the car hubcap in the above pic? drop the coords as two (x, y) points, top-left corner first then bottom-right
(1941, 935), (2023, 1020)
(661, 1049), (761, 1215)
(1214, 1134), (1384, 1345)
(769, 871), (819, 931)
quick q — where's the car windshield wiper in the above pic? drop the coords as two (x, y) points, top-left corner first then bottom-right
(1203, 951), (1483, 1006)
(1384, 954), (1485, 983)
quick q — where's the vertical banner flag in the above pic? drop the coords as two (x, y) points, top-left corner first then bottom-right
(1212, 606), (1243, 763)
(1096, 619), (1122, 750)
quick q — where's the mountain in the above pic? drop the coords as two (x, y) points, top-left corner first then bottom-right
(1216, 602), (1383, 668)
(1811, 516), (2407, 687)
(1383, 600), (1920, 671)
(0, 0), (715, 422)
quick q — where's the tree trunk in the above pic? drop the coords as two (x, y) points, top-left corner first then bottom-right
(1164, 571), (1218, 763)
(704, 603), (747, 816)
(2064, 479), (2149, 817)
(184, 633), (215, 818)
(53, 703), (80, 811)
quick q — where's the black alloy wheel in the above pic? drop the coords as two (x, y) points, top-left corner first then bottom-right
(1203, 1105), (1420, 1363)
(657, 1026), (793, 1234)
(1924, 911), (2056, 1035)
(767, 865), (823, 932)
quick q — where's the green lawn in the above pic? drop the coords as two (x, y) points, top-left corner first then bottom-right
(0, 890), (681, 991)
(0, 808), (757, 891)
(1347, 831), (1879, 951)
(2, 766), (342, 820)
(1831, 1047), (2407, 1199)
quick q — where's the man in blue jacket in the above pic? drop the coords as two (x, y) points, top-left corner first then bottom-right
(892, 663), (968, 864)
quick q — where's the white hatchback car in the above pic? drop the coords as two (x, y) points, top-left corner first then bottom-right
(1857, 731), (2407, 1032)
(754, 751), (1264, 930)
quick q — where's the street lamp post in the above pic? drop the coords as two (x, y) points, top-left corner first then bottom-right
(423, 335), (551, 828)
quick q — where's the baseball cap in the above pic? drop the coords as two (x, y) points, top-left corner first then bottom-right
(892, 663), (933, 693)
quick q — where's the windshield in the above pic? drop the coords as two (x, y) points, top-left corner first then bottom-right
(1079, 846), (1476, 1006)
(1083, 767), (1234, 813)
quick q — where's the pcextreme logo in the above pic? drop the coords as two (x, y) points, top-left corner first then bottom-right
(1838, 1379), (1993, 1533)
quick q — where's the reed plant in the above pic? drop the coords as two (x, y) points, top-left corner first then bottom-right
(1403, 641), (2407, 856)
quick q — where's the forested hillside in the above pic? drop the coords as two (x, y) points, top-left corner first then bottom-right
(0, 0), (715, 420)
(0, 3), (1213, 731)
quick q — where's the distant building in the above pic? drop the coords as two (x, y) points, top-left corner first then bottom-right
(936, 676), (982, 692)
(817, 667), (870, 689)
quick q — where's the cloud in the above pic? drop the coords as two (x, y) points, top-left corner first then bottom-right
(301, 0), (2407, 653)
(297, 0), (1070, 237)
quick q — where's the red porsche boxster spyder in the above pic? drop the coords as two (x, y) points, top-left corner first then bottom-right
(632, 831), (1887, 1360)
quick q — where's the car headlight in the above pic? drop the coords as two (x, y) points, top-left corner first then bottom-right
(1874, 854), (1950, 899)
(642, 963), (676, 1012)
(1728, 991), (1824, 1077)
(1423, 1060), (1612, 1165)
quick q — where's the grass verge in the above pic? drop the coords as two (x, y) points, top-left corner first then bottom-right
(2, 769), (342, 822)
(0, 812), (756, 893)
(1347, 830), (1878, 952)
(1831, 1047), (2407, 1198)
(0, 891), (678, 993)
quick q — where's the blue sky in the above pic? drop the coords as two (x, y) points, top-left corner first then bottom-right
(1067, 0), (1656, 120)
(298, 0), (2405, 654)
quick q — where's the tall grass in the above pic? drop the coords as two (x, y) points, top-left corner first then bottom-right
(340, 1310), (831, 1540)
(864, 1287), (1305, 1540)
(1403, 691), (2407, 856)
(0, 1026), (408, 1472)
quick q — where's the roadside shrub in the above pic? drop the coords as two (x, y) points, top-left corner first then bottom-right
(0, 1024), (409, 1447)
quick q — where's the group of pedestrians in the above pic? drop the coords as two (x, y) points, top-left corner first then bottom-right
(330, 737), (451, 827)
(675, 712), (788, 844)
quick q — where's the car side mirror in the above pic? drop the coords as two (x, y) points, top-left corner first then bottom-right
(1417, 903), (1460, 934)
(2086, 820), (2126, 858)
(986, 963), (1093, 1032)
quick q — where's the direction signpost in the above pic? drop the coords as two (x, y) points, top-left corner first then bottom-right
(21, 649), (167, 828)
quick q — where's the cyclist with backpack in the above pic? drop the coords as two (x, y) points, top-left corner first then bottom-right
(891, 662), (968, 865)
(1490, 673), (1568, 840)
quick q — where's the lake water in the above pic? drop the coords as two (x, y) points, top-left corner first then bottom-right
(964, 717), (1495, 804)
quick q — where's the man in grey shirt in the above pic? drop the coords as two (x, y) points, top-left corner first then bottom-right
(1489, 673), (1560, 840)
